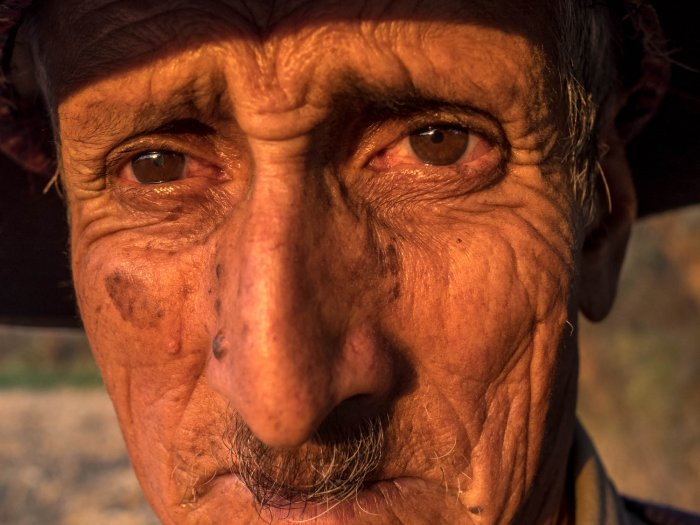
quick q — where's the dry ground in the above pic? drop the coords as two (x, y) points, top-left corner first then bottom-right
(0, 389), (158, 525)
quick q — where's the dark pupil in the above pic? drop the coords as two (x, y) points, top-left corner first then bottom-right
(131, 151), (185, 184)
(409, 128), (469, 165)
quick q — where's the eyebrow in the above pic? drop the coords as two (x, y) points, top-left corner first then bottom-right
(76, 74), (234, 144)
(330, 74), (505, 139)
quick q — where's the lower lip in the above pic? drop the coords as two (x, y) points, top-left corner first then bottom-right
(205, 474), (425, 523)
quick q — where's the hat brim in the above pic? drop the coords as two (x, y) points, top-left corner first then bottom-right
(632, 0), (700, 217)
(632, 89), (700, 217)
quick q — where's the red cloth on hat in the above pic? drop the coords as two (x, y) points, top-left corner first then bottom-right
(0, 0), (53, 175)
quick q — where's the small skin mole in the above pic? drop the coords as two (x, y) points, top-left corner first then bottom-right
(456, 238), (463, 244)
(468, 506), (483, 515)
(212, 331), (225, 360)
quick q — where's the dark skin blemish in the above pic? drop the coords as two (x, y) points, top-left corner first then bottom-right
(212, 330), (225, 359)
(104, 271), (162, 328)
(456, 238), (463, 244)
(215, 264), (223, 281)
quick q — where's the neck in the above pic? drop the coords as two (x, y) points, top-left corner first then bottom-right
(518, 346), (579, 525)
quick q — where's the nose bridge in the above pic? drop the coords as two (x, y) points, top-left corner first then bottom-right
(236, 156), (329, 369)
(209, 148), (341, 445)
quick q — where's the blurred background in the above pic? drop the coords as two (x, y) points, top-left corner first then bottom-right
(0, 206), (698, 525)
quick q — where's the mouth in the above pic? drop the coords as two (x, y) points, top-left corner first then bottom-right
(194, 472), (426, 523)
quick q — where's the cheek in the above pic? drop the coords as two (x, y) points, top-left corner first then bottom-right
(385, 210), (574, 399)
(72, 240), (216, 390)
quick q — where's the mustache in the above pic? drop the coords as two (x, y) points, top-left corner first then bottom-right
(227, 413), (385, 512)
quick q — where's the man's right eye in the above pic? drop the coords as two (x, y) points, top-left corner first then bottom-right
(118, 149), (223, 185)
(130, 151), (186, 184)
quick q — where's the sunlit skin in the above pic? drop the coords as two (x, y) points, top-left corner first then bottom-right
(25, 0), (637, 523)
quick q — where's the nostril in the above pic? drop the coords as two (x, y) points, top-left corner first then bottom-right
(319, 393), (386, 434)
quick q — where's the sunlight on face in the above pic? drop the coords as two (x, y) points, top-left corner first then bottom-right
(36, 1), (582, 523)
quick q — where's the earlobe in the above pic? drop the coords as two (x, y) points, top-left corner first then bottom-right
(579, 131), (636, 322)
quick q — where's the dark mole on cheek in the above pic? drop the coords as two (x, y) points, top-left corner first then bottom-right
(212, 330), (225, 359)
(456, 238), (463, 244)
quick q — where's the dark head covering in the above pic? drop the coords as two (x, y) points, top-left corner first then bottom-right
(0, 1), (698, 325)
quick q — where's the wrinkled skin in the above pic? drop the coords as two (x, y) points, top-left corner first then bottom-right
(24, 0), (636, 523)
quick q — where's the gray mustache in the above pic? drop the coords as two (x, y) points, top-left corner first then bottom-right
(229, 414), (385, 513)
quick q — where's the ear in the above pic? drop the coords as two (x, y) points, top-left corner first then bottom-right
(579, 3), (670, 322)
(578, 130), (636, 322)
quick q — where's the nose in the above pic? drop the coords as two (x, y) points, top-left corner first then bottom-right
(206, 154), (392, 447)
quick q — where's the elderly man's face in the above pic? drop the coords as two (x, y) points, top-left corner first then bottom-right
(39, 0), (585, 522)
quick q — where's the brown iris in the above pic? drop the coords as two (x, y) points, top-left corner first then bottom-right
(408, 128), (470, 165)
(131, 151), (186, 184)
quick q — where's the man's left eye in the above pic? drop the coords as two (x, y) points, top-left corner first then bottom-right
(370, 125), (493, 170)
(408, 127), (471, 165)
